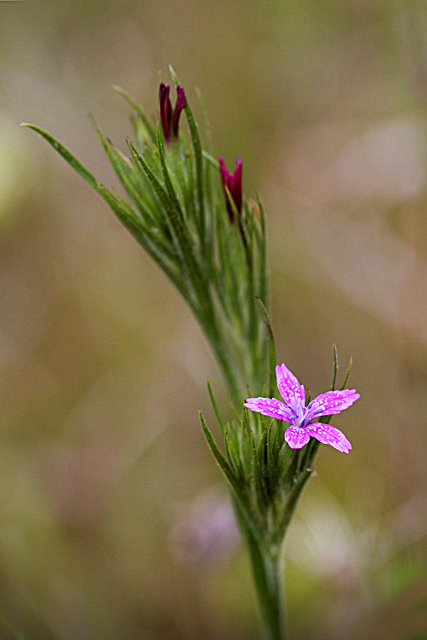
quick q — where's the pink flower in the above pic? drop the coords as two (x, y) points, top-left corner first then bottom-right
(244, 363), (359, 453)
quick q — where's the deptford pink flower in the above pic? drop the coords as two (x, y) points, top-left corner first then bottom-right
(219, 156), (242, 223)
(244, 363), (359, 453)
(159, 83), (186, 146)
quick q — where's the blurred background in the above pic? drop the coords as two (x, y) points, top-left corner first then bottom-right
(1, 0), (427, 638)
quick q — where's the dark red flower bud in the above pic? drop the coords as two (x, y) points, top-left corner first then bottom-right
(172, 86), (186, 138)
(159, 83), (172, 145)
(159, 83), (186, 146)
(219, 156), (242, 223)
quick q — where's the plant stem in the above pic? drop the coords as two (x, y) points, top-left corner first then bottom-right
(197, 311), (243, 407)
(233, 499), (287, 640)
(249, 542), (287, 640)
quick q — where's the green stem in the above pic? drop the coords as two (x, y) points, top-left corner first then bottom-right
(233, 499), (287, 640)
(196, 310), (243, 408)
(249, 542), (287, 640)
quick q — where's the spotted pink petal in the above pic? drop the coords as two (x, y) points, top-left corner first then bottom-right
(284, 426), (311, 449)
(306, 389), (360, 420)
(306, 423), (352, 453)
(275, 364), (305, 405)
(244, 397), (293, 422)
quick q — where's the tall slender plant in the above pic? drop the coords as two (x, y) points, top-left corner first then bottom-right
(24, 67), (359, 640)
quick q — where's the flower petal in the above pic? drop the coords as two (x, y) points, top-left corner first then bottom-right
(284, 426), (311, 449)
(172, 85), (186, 137)
(275, 363), (305, 405)
(159, 83), (172, 145)
(306, 389), (360, 420)
(244, 397), (294, 422)
(306, 423), (352, 453)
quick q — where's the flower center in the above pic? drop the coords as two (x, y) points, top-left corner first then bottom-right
(288, 400), (308, 428)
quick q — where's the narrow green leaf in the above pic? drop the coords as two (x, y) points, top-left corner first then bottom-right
(225, 431), (244, 481)
(202, 150), (219, 170)
(230, 398), (242, 426)
(341, 356), (353, 390)
(128, 138), (211, 313)
(199, 411), (257, 524)
(199, 411), (239, 485)
(207, 379), (225, 436)
(279, 466), (313, 536)
(23, 124), (102, 194)
(169, 66), (205, 245)
(185, 105), (205, 240)
(278, 442), (298, 488)
(196, 89), (213, 208)
(257, 428), (268, 485)
(114, 85), (157, 143)
(257, 198), (268, 305)
(298, 439), (320, 474)
(196, 89), (214, 259)
(98, 186), (198, 313)
(156, 122), (184, 220)
(249, 425), (267, 510)
(24, 124), (197, 308)
(331, 343), (338, 391)
(256, 296), (277, 398)
(93, 126), (158, 226)
(238, 410), (254, 476)
(266, 420), (280, 491)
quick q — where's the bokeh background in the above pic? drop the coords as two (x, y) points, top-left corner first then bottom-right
(1, 0), (427, 638)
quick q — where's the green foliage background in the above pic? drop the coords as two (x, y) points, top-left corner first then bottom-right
(1, 0), (427, 638)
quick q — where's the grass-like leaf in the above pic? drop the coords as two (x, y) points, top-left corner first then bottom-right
(256, 296), (276, 398)
(22, 124), (102, 194)
(114, 85), (157, 143)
